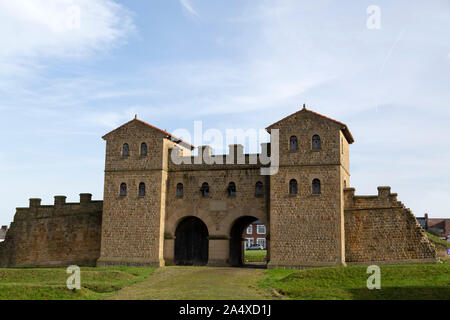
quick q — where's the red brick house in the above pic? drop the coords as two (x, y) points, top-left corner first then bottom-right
(417, 213), (450, 240)
(244, 220), (267, 249)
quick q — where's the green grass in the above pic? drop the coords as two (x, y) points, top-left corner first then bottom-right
(426, 232), (450, 249)
(244, 250), (267, 263)
(0, 267), (154, 300)
(259, 263), (450, 300)
(1, 262), (449, 300)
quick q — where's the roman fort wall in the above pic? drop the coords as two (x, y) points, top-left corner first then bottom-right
(0, 110), (439, 269)
(0, 194), (102, 267)
(344, 186), (437, 265)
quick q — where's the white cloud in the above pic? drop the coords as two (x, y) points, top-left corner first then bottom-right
(0, 0), (134, 61)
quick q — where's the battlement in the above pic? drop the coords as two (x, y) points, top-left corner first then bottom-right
(344, 186), (400, 210)
(168, 143), (271, 171)
(14, 193), (103, 222)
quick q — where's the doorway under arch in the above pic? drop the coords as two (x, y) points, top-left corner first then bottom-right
(174, 216), (209, 266)
(229, 216), (267, 267)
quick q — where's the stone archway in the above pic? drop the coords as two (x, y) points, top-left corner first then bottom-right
(229, 216), (262, 267)
(174, 216), (209, 266)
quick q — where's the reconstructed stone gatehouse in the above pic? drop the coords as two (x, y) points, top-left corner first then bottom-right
(0, 107), (437, 268)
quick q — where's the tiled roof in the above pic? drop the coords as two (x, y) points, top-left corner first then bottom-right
(266, 106), (354, 144)
(102, 118), (195, 149)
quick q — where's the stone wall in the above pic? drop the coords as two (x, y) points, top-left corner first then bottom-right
(97, 119), (182, 267)
(344, 187), (437, 265)
(267, 109), (348, 268)
(0, 194), (102, 267)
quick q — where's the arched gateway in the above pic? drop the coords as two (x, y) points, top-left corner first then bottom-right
(174, 216), (209, 266)
(229, 216), (264, 267)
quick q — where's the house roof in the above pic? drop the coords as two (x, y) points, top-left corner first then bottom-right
(266, 105), (354, 144)
(102, 117), (195, 150)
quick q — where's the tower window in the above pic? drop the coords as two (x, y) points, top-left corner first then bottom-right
(228, 182), (236, 197)
(200, 182), (209, 197)
(176, 183), (183, 198)
(255, 181), (264, 197)
(120, 183), (127, 196)
(289, 179), (298, 195)
(312, 135), (321, 150)
(312, 179), (321, 194)
(122, 143), (130, 157)
(141, 143), (148, 156)
(290, 136), (298, 151)
(138, 182), (146, 197)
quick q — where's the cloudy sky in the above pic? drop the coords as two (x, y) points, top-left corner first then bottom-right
(0, 0), (449, 225)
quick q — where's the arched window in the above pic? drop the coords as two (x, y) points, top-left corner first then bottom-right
(176, 183), (183, 198)
(122, 143), (130, 157)
(200, 182), (209, 197)
(344, 180), (347, 188)
(290, 136), (298, 151)
(120, 183), (127, 196)
(289, 179), (298, 195)
(138, 182), (146, 197)
(141, 143), (147, 156)
(312, 179), (321, 194)
(228, 182), (236, 197)
(312, 135), (321, 150)
(255, 181), (264, 197)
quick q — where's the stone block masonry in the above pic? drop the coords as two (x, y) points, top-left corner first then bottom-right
(0, 194), (102, 267)
(0, 106), (438, 268)
(344, 187), (437, 265)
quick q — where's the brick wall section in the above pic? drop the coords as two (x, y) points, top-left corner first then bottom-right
(344, 187), (437, 264)
(0, 194), (102, 267)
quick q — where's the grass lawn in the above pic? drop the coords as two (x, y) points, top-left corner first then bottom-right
(259, 262), (450, 300)
(244, 250), (267, 263)
(0, 262), (449, 300)
(0, 267), (154, 300)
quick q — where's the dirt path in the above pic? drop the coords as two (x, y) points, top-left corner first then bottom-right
(105, 266), (274, 300)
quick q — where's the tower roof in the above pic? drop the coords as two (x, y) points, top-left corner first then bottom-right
(102, 118), (195, 150)
(266, 106), (354, 144)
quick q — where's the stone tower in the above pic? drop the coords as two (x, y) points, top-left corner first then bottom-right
(266, 106), (354, 268)
(97, 118), (192, 267)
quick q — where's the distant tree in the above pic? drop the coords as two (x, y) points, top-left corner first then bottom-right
(427, 227), (442, 237)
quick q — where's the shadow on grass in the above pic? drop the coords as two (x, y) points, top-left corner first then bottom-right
(348, 286), (450, 300)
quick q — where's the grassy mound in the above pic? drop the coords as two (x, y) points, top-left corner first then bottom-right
(0, 267), (154, 300)
(260, 263), (450, 300)
(426, 232), (450, 249)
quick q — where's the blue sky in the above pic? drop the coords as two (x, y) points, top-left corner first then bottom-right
(1, 0), (449, 225)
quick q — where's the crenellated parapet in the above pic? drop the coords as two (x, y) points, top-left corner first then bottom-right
(13, 194), (103, 222)
(167, 143), (272, 171)
(344, 186), (401, 210)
